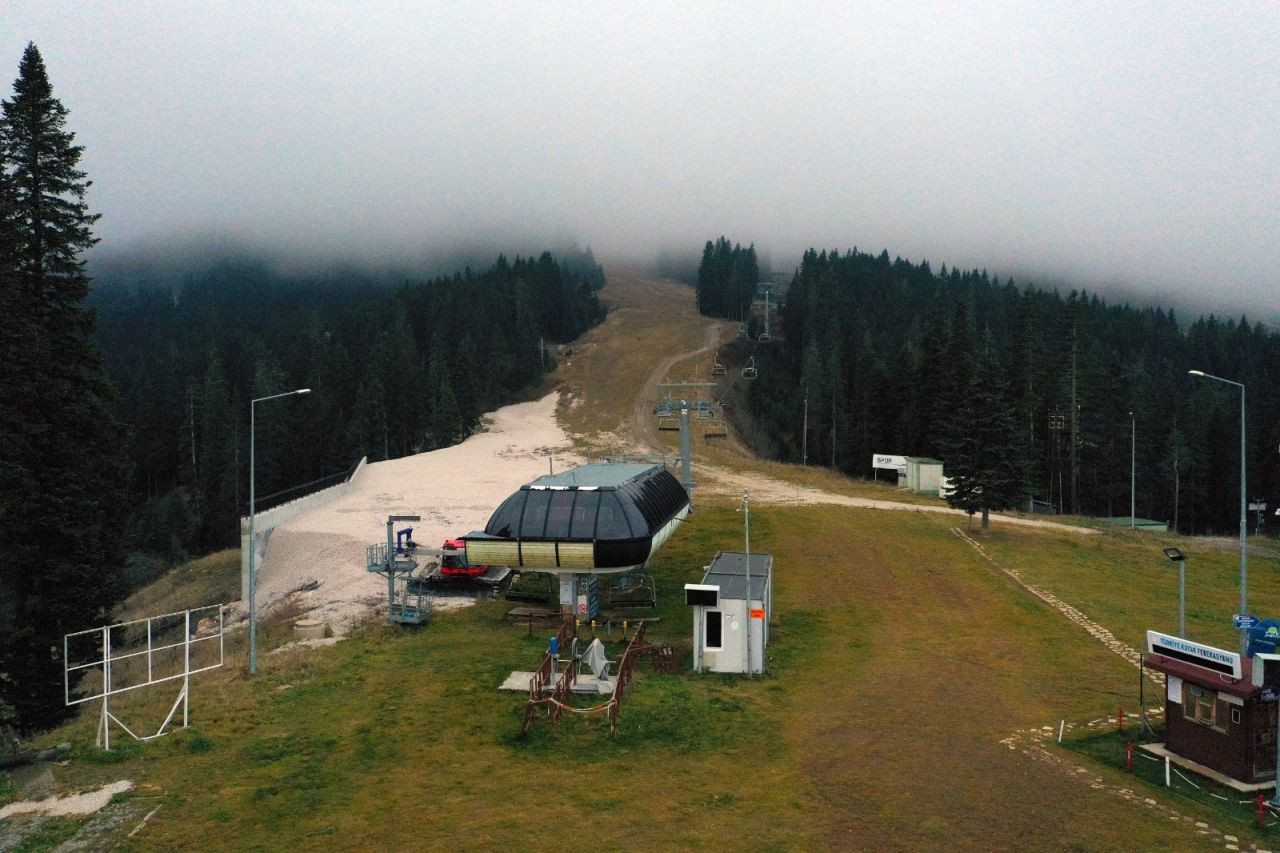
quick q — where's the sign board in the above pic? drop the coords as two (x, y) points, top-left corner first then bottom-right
(684, 583), (719, 607)
(871, 454), (907, 471)
(1249, 502), (1267, 512)
(1235, 614), (1260, 630)
(1248, 620), (1280, 657)
(750, 609), (766, 619)
(1146, 630), (1242, 679)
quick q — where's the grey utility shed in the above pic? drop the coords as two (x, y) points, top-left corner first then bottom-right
(686, 551), (773, 675)
(905, 457), (945, 495)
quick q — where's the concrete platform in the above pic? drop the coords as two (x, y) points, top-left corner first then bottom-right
(499, 671), (615, 695)
(1140, 742), (1277, 793)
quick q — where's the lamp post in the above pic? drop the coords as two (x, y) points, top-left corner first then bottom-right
(248, 387), (311, 675)
(738, 491), (752, 675)
(1162, 547), (1186, 638)
(1130, 411), (1136, 530)
(1188, 369), (1246, 656)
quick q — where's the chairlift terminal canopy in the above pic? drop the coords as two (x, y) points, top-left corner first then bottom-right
(462, 464), (690, 573)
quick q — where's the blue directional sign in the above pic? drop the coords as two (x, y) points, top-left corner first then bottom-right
(1236, 614), (1260, 630)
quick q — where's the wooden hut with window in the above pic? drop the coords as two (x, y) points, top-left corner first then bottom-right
(1143, 631), (1277, 786)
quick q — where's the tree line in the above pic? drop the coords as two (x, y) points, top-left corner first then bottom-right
(92, 248), (606, 571)
(697, 236), (758, 320)
(0, 41), (607, 732)
(707, 245), (1280, 534)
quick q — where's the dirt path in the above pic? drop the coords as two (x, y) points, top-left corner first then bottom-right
(608, 273), (1096, 536)
(629, 319), (724, 453)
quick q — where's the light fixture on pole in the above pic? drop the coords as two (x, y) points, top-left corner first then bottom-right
(248, 387), (311, 676)
(1162, 547), (1186, 639)
(1188, 369), (1246, 656)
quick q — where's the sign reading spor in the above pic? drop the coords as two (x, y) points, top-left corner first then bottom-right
(1146, 630), (1242, 679)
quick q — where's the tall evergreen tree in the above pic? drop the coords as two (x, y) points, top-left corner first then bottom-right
(944, 329), (1027, 529)
(0, 43), (128, 728)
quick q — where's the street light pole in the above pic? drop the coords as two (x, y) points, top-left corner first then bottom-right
(248, 387), (311, 676)
(802, 383), (808, 467)
(1188, 369), (1247, 656)
(1130, 411), (1135, 530)
(738, 491), (752, 675)
(1163, 548), (1186, 638)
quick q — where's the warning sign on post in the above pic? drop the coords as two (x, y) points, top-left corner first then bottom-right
(750, 609), (766, 619)
(577, 602), (588, 615)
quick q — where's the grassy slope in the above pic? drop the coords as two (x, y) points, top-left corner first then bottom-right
(16, 273), (1278, 850)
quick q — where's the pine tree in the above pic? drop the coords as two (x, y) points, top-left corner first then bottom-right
(943, 328), (1027, 529)
(0, 44), (128, 728)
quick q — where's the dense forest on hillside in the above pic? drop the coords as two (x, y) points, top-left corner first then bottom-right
(696, 237), (759, 320)
(709, 246), (1280, 535)
(91, 249), (605, 576)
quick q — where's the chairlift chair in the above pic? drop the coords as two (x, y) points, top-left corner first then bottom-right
(704, 418), (728, 440)
(711, 352), (727, 376)
(742, 357), (758, 380)
(658, 416), (680, 432)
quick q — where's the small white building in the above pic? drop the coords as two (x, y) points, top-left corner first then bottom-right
(905, 457), (945, 496)
(686, 551), (773, 674)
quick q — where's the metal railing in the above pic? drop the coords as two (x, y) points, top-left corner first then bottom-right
(253, 456), (364, 514)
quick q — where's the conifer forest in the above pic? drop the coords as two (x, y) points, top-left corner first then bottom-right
(704, 246), (1280, 535)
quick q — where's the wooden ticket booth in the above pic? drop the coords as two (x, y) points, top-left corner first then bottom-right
(1143, 630), (1279, 786)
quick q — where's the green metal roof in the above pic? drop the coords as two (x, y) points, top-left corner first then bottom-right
(903, 456), (944, 464)
(525, 463), (661, 490)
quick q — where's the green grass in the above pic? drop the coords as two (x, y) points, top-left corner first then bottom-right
(8, 817), (83, 853)
(25, 272), (1280, 849)
(1061, 727), (1274, 839)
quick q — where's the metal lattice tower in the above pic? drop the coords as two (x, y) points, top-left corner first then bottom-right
(653, 381), (719, 498)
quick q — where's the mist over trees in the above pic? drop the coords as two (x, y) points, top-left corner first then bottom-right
(91, 248), (606, 570)
(718, 246), (1280, 535)
(0, 43), (129, 729)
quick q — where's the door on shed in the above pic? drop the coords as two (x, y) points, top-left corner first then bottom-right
(1253, 701), (1277, 779)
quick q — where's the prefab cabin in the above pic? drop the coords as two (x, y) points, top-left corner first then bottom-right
(687, 551), (772, 675)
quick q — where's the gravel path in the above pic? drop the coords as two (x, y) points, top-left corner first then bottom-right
(252, 393), (582, 632)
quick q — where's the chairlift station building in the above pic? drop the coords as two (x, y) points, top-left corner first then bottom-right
(462, 463), (690, 618)
(686, 551), (773, 675)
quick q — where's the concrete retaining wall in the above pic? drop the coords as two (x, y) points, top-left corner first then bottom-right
(239, 457), (367, 602)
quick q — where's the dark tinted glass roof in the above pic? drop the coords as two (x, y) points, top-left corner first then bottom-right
(483, 464), (688, 541)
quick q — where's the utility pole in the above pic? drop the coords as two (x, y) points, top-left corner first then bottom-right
(802, 383), (808, 467)
(1130, 411), (1136, 529)
(1070, 324), (1078, 515)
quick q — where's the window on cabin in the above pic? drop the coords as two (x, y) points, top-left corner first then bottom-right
(595, 492), (630, 539)
(1183, 684), (1226, 731)
(520, 490), (552, 538)
(544, 491), (576, 539)
(486, 491), (526, 537)
(570, 491), (600, 538)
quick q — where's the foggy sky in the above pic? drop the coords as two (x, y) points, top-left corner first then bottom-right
(5, 2), (1278, 316)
